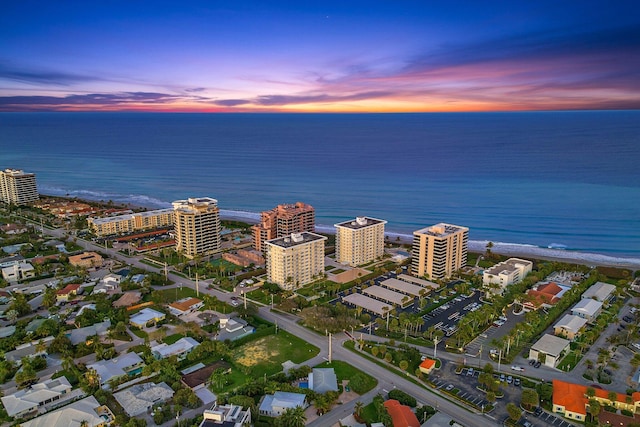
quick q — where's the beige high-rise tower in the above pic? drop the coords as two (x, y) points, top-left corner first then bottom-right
(0, 169), (38, 205)
(411, 223), (468, 279)
(252, 202), (315, 251)
(334, 216), (387, 266)
(172, 197), (221, 258)
(265, 232), (326, 290)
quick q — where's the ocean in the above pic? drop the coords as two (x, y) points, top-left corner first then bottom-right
(1, 111), (639, 261)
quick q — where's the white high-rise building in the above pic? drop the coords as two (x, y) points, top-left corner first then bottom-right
(0, 169), (38, 205)
(172, 198), (221, 258)
(334, 216), (387, 266)
(411, 223), (468, 279)
(265, 232), (326, 290)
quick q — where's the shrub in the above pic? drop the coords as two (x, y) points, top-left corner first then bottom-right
(388, 389), (417, 407)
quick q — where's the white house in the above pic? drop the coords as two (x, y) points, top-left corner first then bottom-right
(259, 391), (307, 417)
(1, 377), (72, 418)
(571, 298), (603, 322)
(581, 282), (616, 303)
(529, 334), (570, 368)
(483, 258), (533, 293)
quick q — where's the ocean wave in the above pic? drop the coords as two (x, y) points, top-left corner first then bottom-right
(40, 185), (171, 208)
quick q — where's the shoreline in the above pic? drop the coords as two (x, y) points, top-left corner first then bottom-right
(219, 209), (640, 270)
(39, 194), (640, 270)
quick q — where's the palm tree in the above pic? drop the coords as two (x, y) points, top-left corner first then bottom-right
(278, 406), (306, 427)
(354, 401), (364, 418)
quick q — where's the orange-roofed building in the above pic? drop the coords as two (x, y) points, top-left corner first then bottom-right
(168, 297), (203, 316)
(384, 399), (420, 427)
(419, 358), (436, 375)
(553, 379), (640, 422)
(525, 282), (563, 309)
(56, 284), (81, 302)
(68, 251), (103, 268)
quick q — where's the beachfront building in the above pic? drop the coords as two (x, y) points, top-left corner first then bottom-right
(173, 197), (221, 258)
(553, 314), (588, 341)
(0, 169), (38, 205)
(581, 281), (616, 303)
(252, 202), (315, 251)
(411, 223), (468, 280)
(334, 216), (387, 266)
(88, 208), (174, 237)
(265, 232), (326, 290)
(482, 258), (533, 293)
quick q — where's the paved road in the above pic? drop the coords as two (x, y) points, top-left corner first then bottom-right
(31, 225), (505, 426)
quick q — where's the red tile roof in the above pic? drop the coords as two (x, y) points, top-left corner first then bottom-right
(57, 284), (80, 295)
(553, 379), (640, 416)
(384, 399), (420, 427)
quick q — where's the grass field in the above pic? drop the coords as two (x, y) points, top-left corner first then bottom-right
(232, 331), (319, 376)
(163, 333), (185, 345)
(149, 287), (197, 303)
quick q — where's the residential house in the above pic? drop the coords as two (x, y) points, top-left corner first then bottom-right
(0, 223), (28, 235)
(259, 391), (307, 417)
(524, 282), (565, 310)
(129, 308), (166, 328)
(581, 281), (616, 303)
(216, 317), (255, 342)
(529, 334), (570, 368)
(553, 315), (588, 341)
(19, 395), (114, 427)
(1, 262), (35, 282)
(88, 352), (145, 388)
(1, 377), (72, 418)
(168, 297), (203, 316)
(112, 291), (141, 308)
(5, 336), (53, 365)
(383, 399), (420, 427)
(66, 320), (111, 345)
(56, 284), (81, 302)
(308, 368), (338, 394)
(114, 382), (174, 417)
(151, 337), (200, 360)
(199, 403), (252, 427)
(571, 298), (603, 323)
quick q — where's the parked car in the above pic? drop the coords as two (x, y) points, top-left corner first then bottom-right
(534, 361), (541, 368)
(514, 378), (521, 386)
(534, 407), (543, 417)
(467, 368), (474, 376)
(507, 375), (513, 384)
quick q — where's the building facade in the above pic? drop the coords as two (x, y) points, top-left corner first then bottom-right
(265, 232), (326, 290)
(88, 208), (174, 236)
(411, 223), (468, 280)
(173, 198), (221, 258)
(0, 169), (38, 205)
(334, 216), (387, 266)
(483, 258), (533, 293)
(252, 202), (315, 251)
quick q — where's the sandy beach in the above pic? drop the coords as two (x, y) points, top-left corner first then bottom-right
(220, 209), (640, 270)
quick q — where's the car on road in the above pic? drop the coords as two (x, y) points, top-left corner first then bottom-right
(511, 365), (524, 371)
(534, 361), (541, 368)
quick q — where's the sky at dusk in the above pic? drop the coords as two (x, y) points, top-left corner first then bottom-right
(1, 1), (639, 112)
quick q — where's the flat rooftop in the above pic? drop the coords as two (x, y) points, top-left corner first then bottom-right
(380, 278), (428, 297)
(414, 223), (468, 238)
(484, 258), (533, 275)
(343, 293), (391, 316)
(334, 216), (387, 230)
(397, 274), (440, 289)
(90, 208), (174, 224)
(265, 232), (326, 248)
(363, 285), (411, 306)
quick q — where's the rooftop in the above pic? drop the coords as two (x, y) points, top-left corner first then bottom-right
(384, 399), (420, 427)
(169, 297), (203, 313)
(89, 208), (174, 225)
(380, 278), (427, 297)
(363, 285), (411, 306)
(334, 216), (387, 230)
(114, 382), (174, 417)
(413, 223), (468, 238)
(582, 281), (616, 302)
(87, 352), (144, 385)
(531, 334), (570, 356)
(342, 293), (391, 316)
(1, 377), (72, 417)
(571, 298), (603, 316)
(484, 258), (533, 275)
(554, 314), (588, 333)
(265, 232), (326, 248)
(20, 395), (109, 427)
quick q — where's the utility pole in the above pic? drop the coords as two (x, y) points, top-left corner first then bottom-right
(434, 335), (439, 359)
(498, 349), (502, 373)
(196, 272), (199, 297)
(244, 291), (247, 309)
(329, 333), (332, 363)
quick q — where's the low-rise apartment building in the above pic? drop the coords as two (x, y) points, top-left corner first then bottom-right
(88, 208), (174, 236)
(482, 258), (533, 292)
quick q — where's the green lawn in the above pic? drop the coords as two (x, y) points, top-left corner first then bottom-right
(163, 333), (185, 345)
(232, 331), (319, 376)
(149, 287), (198, 303)
(360, 401), (379, 425)
(131, 328), (148, 339)
(558, 350), (583, 372)
(314, 360), (377, 394)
